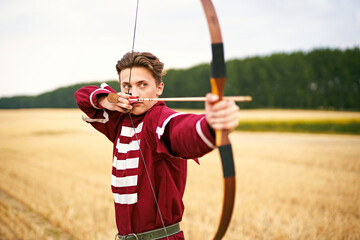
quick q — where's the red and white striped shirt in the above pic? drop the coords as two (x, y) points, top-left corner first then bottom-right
(75, 83), (216, 238)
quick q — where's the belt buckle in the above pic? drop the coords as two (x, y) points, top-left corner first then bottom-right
(126, 233), (139, 240)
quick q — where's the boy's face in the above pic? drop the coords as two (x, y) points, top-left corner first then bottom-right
(119, 67), (164, 115)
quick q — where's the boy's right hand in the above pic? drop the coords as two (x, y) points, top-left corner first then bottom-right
(97, 92), (133, 112)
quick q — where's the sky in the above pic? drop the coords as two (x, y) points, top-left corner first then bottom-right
(0, 0), (359, 98)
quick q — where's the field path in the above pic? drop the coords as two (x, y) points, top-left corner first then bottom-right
(0, 189), (73, 240)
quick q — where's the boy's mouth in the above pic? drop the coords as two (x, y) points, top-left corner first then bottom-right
(131, 102), (143, 107)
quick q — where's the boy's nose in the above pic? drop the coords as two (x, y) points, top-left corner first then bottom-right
(129, 87), (139, 97)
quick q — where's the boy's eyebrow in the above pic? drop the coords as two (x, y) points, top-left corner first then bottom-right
(122, 79), (149, 85)
(136, 80), (148, 84)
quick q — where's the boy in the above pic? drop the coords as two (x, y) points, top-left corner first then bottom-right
(75, 51), (239, 240)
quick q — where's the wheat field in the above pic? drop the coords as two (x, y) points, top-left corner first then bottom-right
(0, 109), (359, 240)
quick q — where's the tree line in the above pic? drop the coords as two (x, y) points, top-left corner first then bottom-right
(1, 47), (359, 110)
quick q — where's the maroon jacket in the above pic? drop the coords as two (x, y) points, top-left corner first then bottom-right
(75, 83), (216, 239)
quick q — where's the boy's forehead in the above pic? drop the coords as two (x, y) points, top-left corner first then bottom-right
(120, 68), (155, 84)
(120, 77), (155, 86)
(120, 77), (148, 83)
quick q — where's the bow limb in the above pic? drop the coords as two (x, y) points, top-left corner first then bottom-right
(200, 1), (236, 239)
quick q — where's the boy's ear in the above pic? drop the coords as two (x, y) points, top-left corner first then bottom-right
(156, 82), (164, 97)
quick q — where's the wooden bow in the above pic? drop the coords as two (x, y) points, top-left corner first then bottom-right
(200, 0), (236, 239)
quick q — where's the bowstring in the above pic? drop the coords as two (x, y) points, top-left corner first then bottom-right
(127, 0), (170, 238)
(129, 114), (170, 239)
(127, 0), (139, 95)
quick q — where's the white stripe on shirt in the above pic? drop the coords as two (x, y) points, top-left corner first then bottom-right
(111, 175), (138, 187)
(116, 139), (140, 153)
(113, 193), (138, 204)
(89, 88), (110, 109)
(196, 117), (216, 149)
(113, 156), (139, 170)
(156, 112), (185, 139)
(120, 122), (143, 137)
(82, 110), (109, 124)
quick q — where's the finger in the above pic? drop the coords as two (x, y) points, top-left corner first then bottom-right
(209, 109), (240, 129)
(208, 101), (239, 119)
(205, 93), (219, 116)
(112, 105), (129, 113)
(210, 118), (239, 130)
(210, 112), (239, 126)
(117, 97), (130, 105)
(116, 102), (132, 110)
(210, 100), (236, 112)
(208, 105), (240, 130)
(206, 93), (219, 104)
(117, 92), (132, 104)
(118, 92), (130, 99)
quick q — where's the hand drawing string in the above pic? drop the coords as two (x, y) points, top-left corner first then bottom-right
(126, 0), (170, 238)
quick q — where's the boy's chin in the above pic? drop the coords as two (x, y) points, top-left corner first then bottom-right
(130, 107), (147, 115)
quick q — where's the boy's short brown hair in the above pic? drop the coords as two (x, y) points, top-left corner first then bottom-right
(116, 52), (165, 85)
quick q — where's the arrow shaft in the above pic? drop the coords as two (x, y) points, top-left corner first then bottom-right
(107, 92), (252, 103)
(132, 96), (252, 103)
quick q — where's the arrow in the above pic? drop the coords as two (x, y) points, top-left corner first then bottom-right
(107, 92), (252, 104)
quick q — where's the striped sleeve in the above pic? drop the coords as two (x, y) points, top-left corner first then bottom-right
(74, 83), (123, 142)
(159, 113), (216, 160)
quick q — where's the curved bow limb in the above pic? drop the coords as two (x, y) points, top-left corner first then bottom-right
(200, 0), (236, 239)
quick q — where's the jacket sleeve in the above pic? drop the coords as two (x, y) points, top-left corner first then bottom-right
(74, 83), (123, 142)
(160, 113), (216, 160)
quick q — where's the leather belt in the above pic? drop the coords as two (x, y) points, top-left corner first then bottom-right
(115, 223), (181, 240)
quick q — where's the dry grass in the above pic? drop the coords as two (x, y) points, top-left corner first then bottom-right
(0, 109), (359, 240)
(183, 132), (360, 239)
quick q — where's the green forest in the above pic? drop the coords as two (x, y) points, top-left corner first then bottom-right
(1, 47), (359, 110)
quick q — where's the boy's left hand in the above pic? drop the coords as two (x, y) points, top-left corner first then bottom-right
(205, 93), (240, 132)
